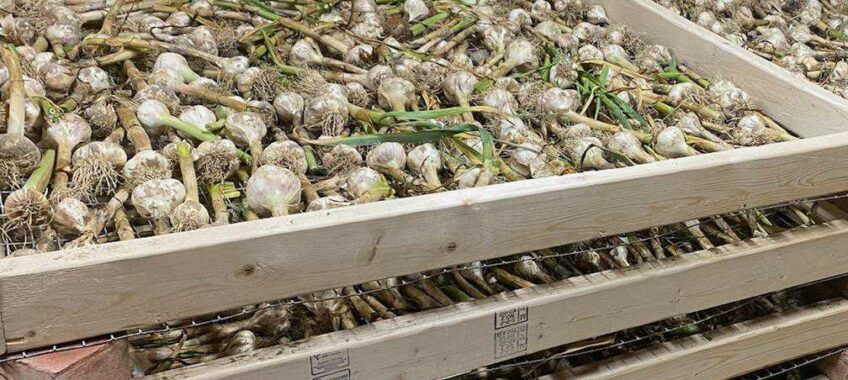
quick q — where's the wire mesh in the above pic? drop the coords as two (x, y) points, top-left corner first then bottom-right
(737, 346), (848, 380)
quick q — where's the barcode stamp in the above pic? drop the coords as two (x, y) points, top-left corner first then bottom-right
(313, 369), (351, 380)
(494, 307), (529, 359)
(494, 307), (529, 329)
(311, 350), (350, 377)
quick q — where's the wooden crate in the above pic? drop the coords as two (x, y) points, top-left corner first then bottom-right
(3, 0), (848, 378)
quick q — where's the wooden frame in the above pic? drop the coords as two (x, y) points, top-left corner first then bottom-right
(545, 297), (848, 379)
(146, 221), (848, 380)
(593, 0), (848, 138)
(3, 135), (848, 353)
(3, 0), (848, 366)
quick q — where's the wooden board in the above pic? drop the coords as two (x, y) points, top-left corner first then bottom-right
(593, 0), (848, 138)
(3, 135), (848, 352)
(147, 221), (848, 380)
(547, 298), (848, 379)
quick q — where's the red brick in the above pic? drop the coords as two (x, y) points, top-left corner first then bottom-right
(816, 351), (847, 380)
(0, 341), (130, 380)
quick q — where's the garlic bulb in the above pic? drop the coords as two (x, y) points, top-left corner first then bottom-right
(407, 143), (442, 189)
(149, 67), (183, 87)
(36, 57), (75, 93)
(46, 113), (92, 171)
(303, 94), (349, 137)
(708, 80), (750, 114)
(668, 82), (702, 104)
(123, 150), (172, 188)
(154, 52), (199, 83)
(377, 77), (417, 112)
(52, 197), (90, 236)
(346, 167), (390, 202)
(675, 112), (724, 144)
(70, 141), (127, 199)
(194, 139), (240, 185)
(572, 137), (614, 170)
(307, 194), (353, 212)
(607, 131), (655, 164)
(246, 165), (302, 217)
(587, 4), (609, 24)
(323, 144), (363, 176)
(84, 95), (117, 139)
(76, 66), (112, 94)
(260, 140), (308, 174)
(224, 112), (267, 171)
(366, 142), (407, 181)
(179, 106), (216, 132)
(132, 178), (186, 233)
(482, 89), (518, 118)
(538, 87), (581, 114)
(134, 84), (181, 112)
(655, 127), (698, 158)
(4, 187), (52, 232)
(492, 39), (538, 77)
(273, 92), (304, 127)
(404, 0), (429, 22)
(443, 71), (478, 109)
(0, 134), (41, 188)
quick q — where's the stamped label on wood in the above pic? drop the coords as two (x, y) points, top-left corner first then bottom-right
(311, 350), (351, 380)
(494, 307), (529, 359)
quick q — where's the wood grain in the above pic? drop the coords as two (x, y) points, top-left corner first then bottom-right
(548, 298), (848, 379)
(594, 0), (848, 138)
(147, 221), (848, 380)
(2, 135), (848, 352)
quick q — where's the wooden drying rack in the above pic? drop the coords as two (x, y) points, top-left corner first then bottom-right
(2, 0), (848, 378)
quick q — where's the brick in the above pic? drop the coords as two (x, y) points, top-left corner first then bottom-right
(0, 341), (130, 380)
(816, 351), (847, 380)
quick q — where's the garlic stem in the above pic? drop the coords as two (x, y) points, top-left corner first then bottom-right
(400, 284), (439, 309)
(176, 142), (199, 202)
(123, 60), (149, 91)
(432, 27), (476, 58)
(273, 18), (350, 55)
(172, 83), (249, 112)
(114, 206), (135, 240)
(451, 271), (487, 299)
(98, 0), (126, 36)
(26, 150), (56, 192)
(117, 104), (152, 152)
(2, 46), (25, 136)
(492, 267), (536, 289)
(208, 184), (230, 224)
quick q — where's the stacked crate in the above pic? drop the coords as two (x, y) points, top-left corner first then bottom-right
(2, 0), (848, 378)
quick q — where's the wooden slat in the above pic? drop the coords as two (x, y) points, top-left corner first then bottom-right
(547, 298), (848, 379)
(148, 221), (848, 380)
(593, 0), (848, 138)
(2, 135), (848, 352)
